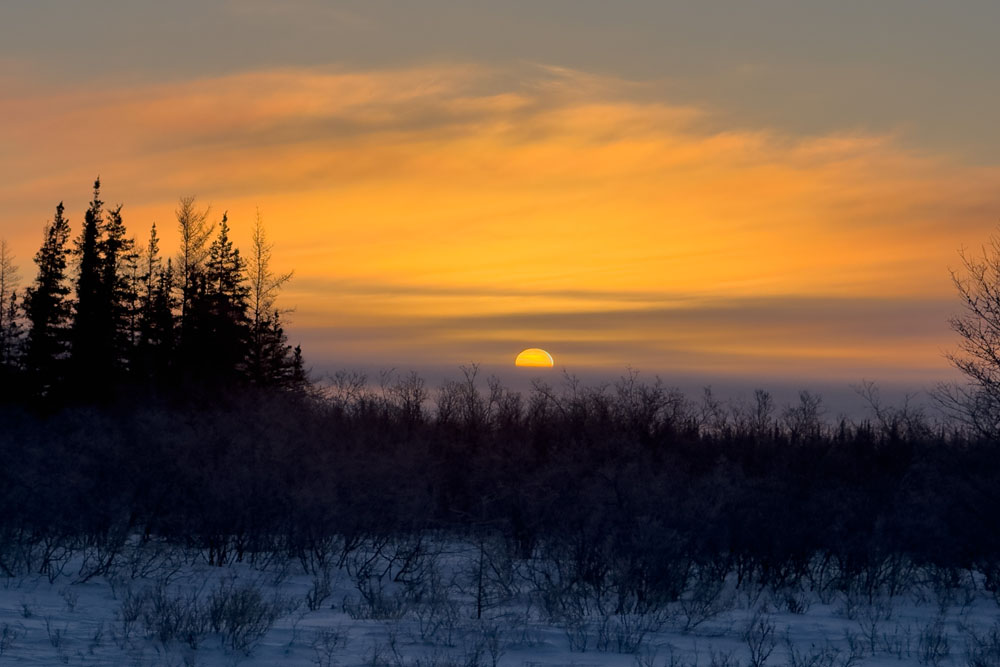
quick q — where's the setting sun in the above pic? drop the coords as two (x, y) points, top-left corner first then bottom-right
(515, 348), (554, 368)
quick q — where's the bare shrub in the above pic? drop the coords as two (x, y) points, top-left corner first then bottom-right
(784, 637), (863, 667)
(842, 593), (893, 653)
(58, 586), (79, 612)
(0, 623), (22, 657)
(769, 587), (811, 615)
(410, 570), (461, 646)
(917, 618), (950, 666)
(965, 621), (1000, 667)
(306, 569), (333, 611)
(207, 576), (285, 655)
(113, 583), (145, 648)
(44, 615), (69, 649)
(679, 571), (735, 631)
(742, 609), (776, 667)
(343, 536), (435, 620)
(878, 622), (912, 659)
(709, 648), (742, 667)
(311, 625), (349, 667)
(597, 612), (669, 654)
(141, 582), (209, 649)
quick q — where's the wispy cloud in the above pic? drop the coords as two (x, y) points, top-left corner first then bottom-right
(0, 63), (994, 380)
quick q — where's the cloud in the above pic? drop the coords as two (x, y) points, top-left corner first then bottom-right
(0, 62), (995, 382)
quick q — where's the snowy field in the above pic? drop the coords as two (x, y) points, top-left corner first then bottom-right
(1, 537), (998, 666)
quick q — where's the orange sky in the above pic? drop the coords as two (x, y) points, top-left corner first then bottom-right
(2, 62), (998, 384)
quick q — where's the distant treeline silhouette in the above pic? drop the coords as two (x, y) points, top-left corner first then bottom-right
(0, 179), (306, 406)
(0, 363), (999, 602)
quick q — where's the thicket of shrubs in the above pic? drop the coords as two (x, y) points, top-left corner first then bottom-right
(1, 366), (998, 609)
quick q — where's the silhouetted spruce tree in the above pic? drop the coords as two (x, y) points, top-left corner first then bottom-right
(99, 203), (138, 376)
(23, 202), (73, 398)
(136, 223), (177, 385)
(148, 259), (178, 383)
(70, 178), (110, 394)
(0, 241), (24, 399)
(290, 343), (307, 391)
(0, 240), (20, 366)
(183, 213), (250, 384)
(250, 309), (295, 387)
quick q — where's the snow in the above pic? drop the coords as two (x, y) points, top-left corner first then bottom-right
(0, 539), (997, 666)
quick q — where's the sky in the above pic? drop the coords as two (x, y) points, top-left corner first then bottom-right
(2, 1), (1000, 397)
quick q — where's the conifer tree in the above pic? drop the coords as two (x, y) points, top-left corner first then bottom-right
(137, 222), (178, 386)
(23, 202), (73, 397)
(0, 239), (20, 367)
(183, 213), (250, 384)
(0, 241), (24, 394)
(148, 259), (178, 381)
(71, 178), (108, 389)
(100, 203), (138, 372)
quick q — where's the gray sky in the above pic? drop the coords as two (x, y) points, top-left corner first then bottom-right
(4, 1), (1000, 159)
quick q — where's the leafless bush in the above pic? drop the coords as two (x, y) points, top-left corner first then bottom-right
(458, 535), (519, 619)
(306, 569), (333, 611)
(344, 536), (436, 620)
(709, 648), (742, 667)
(964, 621), (1000, 667)
(878, 622), (912, 659)
(783, 637), (863, 667)
(207, 576), (286, 654)
(141, 582), (210, 649)
(111, 538), (188, 582)
(923, 565), (976, 615)
(410, 570), (462, 646)
(0, 622), (22, 657)
(561, 613), (592, 652)
(87, 621), (104, 655)
(742, 609), (776, 667)
(468, 621), (506, 667)
(679, 571), (735, 631)
(113, 583), (145, 648)
(44, 615), (69, 649)
(917, 618), (950, 665)
(845, 594), (894, 654)
(75, 523), (130, 582)
(597, 612), (669, 654)
(311, 625), (349, 667)
(38, 536), (73, 583)
(769, 587), (811, 615)
(58, 586), (79, 612)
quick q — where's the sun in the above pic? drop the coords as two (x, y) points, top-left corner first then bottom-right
(515, 348), (554, 368)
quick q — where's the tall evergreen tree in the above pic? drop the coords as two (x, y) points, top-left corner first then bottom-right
(99, 203), (138, 373)
(183, 213), (250, 384)
(0, 241), (24, 398)
(71, 178), (108, 391)
(137, 224), (178, 386)
(0, 239), (20, 368)
(148, 259), (178, 382)
(23, 202), (73, 397)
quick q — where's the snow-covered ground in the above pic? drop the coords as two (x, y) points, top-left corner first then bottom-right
(0, 538), (997, 666)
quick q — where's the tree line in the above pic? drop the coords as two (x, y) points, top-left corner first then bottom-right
(1, 365), (998, 603)
(0, 179), (306, 406)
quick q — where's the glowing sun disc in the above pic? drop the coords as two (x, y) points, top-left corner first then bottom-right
(515, 348), (554, 368)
